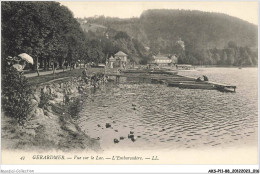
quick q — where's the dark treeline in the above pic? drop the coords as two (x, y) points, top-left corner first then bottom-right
(176, 41), (257, 66)
(2, 3), (257, 67)
(81, 22), (150, 64)
(140, 9), (257, 49)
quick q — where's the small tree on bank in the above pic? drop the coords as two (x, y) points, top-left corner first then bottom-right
(2, 68), (33, 125)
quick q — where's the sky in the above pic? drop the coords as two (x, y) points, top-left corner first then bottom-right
(59, 1), (258, 25)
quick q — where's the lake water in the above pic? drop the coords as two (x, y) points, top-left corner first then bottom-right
(78, 67), (258, 151)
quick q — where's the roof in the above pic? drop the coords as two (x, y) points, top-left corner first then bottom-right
(109, 56), (115, 59)
(153, 55), (171, 60)
(177, 64), (192, 67)
(98, 63), (105, 67)
(171, 55), (178, 60)
(109, 56), (116, 61)
(115, 51), (127, 56)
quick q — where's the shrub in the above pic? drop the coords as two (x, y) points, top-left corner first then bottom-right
(69, 98), (82, 120)
(2, 67), (33, 124)
(38, 91), (51, 109)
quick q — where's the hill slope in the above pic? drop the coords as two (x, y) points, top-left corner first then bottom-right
(84, 10), (257, 50)
(140, 9), (257, 50)
(79, 10), (257, 65)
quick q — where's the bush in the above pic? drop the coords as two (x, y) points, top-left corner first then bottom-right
(69, 98), (82, 120)
(38, 92), (51, 109)
(2, 67), (33, 124)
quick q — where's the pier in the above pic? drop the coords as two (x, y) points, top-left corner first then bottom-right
(105, 70), (236, 92)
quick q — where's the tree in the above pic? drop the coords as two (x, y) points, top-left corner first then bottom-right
(87, 40), (104, 64)
(227, 41), (237, 49)
(221, 51), (228, 65)
(2, 1), (89, 74)
(114, 31), (130, 40)
(2, 67), (33, 124)
(226, 48), (235, 65)
(150, 40), (160, 55)
(213, 52), (221, 65)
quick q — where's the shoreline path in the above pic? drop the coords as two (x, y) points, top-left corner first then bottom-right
(24, 68), (75, 78)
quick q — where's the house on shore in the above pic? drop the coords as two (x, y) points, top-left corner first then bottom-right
(170, 54), (178, 64)
(108, 51), (128, 69)
(176, 64), (193, 70)
(151, 54), (178, 67)
(108, 56), (116, 68)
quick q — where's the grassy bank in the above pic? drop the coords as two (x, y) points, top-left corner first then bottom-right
(2, 68), (106, 152)
(1, 102), (100, 152)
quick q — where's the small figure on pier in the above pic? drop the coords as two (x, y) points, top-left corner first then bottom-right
(82, 68), (87, 76)
(196, 77), (202, 82)
(203, 75), (209, 81)
(64, 61), (68, 69)
(117, 68), (121, 75)
(82, 68), (89, 84)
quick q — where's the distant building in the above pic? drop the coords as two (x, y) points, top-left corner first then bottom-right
(176, 64), (192, 70)
(108, 51), (128, 69)
(150, 53), (178, 67)
(170, 54), (178, 64)
(151, 54), (172, 65)
(145, 46), (150, 51)
(105, 33), (109, 39)
(176, 38), (185, 50)
(108, 56), (116, 68)
(115, 51), (127, 62)
(97, 63), (105, 67)
(83, 19), (88, 24)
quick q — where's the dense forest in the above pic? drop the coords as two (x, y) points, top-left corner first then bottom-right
(79, 9), (258, 66)
(1, 1), (107, 70)
(2, 3), (258, 67)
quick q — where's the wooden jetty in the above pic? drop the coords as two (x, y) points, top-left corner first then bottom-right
(105, 71), (236, 93)
(123, 69), (178, 75)
(166, 75), (236, 92)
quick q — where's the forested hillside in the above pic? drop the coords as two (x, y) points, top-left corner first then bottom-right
(2, 3), (257, 67)
(80, 9), (258, 66)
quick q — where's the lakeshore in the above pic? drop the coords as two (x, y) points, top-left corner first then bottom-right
(1, 67), (257, 153)
(1, 68), (104, 152)
(1, 1), (258, 170)
(1, 66), (258, 166)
